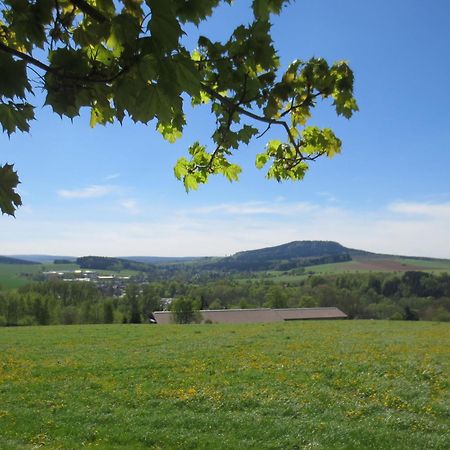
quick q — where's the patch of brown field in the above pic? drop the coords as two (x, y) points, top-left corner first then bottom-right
(351, 258), (424, 271)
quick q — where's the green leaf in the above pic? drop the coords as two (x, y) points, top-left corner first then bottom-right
(264, 95), (280, 118)
(302, 126), (342, 157)
(73, 21), (111, 47)
(109, 13), (140, 48)
(138, 54), (158, 81)
(238, 125), (259, 144)
(176, 0), (223, 25)
(252, 0), (287, 20)
(114, 75), (140, 114)
(266, 139), (282, 155)
(174, 157), (189, 180)
(255, 152), (269, 169)
(0, 53), (31, 99)
(48, 49), (90, 76)
(90, 101), (115, 127)
(85, 45), (115, 66)
(0, 163), (22, 216)
(175, 58), (201, 96)
(129, 83), (174, 124)
(44, 80), (91, 119)
(223, 164), (241, 182)
(147, 0), (183, 50)
(183, 174), (198, 192)
(34, 0), (54, 24)
(0, 102), (34, 135)
(96, 0), (116, 18)
(157, 121), (183, 143)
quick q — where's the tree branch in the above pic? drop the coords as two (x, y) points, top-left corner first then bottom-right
(0, 42), (53, 72)
(0, 42), (132, 83)
(279, 91), (321, 119)
(256, 123), (272, 139)
(69, 0), (107, 23)
(201, 83), (305, 160)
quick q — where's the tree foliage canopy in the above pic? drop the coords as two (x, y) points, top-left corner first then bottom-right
(0, 0), (358, 215)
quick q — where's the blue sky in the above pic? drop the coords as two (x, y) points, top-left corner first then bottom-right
(2, 0), (450, 258)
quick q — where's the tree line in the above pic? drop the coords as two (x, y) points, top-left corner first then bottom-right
(0, 271), (449, 326)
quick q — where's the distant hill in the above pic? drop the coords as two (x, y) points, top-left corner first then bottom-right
(201, 241), (356, 271)
(76, 256), (156, 272)
(195, 240), (450, 273)
(8, 255), (76, 264)
(121, 256), (202, 265)
(0, 255), (39, 265)
(235, 241), (350, 259)
(5, 241), (450, 276)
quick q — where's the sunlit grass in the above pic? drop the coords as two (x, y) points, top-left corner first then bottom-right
(0, 321), (449, 449)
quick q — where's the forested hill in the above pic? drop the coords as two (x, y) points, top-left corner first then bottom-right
(120, 256), (202, 265)
(235, 241), (350, 259)
(201, 241), (360, 271)
(76, 256), (156, 272)
(0, 256), (38, 265)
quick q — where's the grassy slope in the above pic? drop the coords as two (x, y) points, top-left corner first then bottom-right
(0, 263), (141, 289)
(395, 257), (450, 272)
(0, 321), (448, 449)
(264, 257), (450, 282)
(0, 264), (77, 289)
(0, 264), (42, 289)
(2, 252), (450, 289)
(307, 256), (450, 275)
(0, 263), (81, 289)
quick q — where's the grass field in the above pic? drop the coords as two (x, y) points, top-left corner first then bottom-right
(0, 264), (49, 289)
(0, 321), (449, 449)
(0, 263), (140, 289)
(395, 257), (450, 273)
(263, 257), (450, 282)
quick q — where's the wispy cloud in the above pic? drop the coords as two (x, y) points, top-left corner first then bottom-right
(187, 201), (318, 216)
(389, 201), (450, 218)
(316, 191), (338, 202)
(4, 199), (450, 258)
(57, 185), (117, 199)
(104, 173), (120, 181)
(119, 198), (140, 215)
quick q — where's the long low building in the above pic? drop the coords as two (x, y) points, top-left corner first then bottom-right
(153, 307), (347, 324)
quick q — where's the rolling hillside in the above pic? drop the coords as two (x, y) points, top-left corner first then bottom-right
(198, 241), (365, 272)
(0, 256), (39, 265)
(1, 241), (450, 290)
(200, 241), (450, 273)
(7, 255), (76, 264)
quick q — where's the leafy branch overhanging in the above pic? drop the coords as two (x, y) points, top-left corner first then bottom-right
(0, 0), (358, 215)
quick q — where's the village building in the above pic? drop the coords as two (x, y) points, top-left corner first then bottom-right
(153, 307), (347, 324)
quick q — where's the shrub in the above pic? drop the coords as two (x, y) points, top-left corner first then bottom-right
(171, 298), (198, 324)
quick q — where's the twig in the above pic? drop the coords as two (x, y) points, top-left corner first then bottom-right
(69, 0), (107, 23)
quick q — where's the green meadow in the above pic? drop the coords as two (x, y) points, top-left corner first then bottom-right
(0, 264), (45, 289)
(0, 263), (139, 290)
(395, 258), (450, 273)
(0, 321), (449, 449)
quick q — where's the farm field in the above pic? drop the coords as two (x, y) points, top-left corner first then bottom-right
(0, 321), (449, 449)
(0, 263), (79, 289)
(394, 257), (450, 273)
(307, 257), (450, 275)
(0, 263), (139, 289)
(236, 256), (450, 284)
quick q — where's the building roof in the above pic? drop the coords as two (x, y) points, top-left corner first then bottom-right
(275, 308), (347, 320)
(153, 307), (347, 324)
